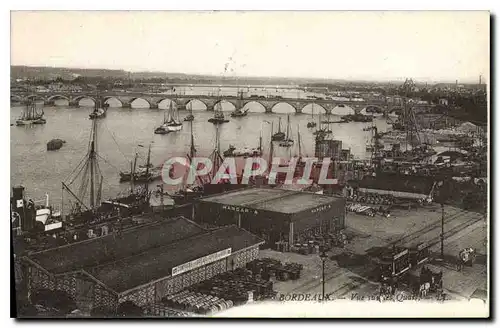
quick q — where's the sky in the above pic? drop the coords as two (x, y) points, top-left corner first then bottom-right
(10, 11), (490, 83)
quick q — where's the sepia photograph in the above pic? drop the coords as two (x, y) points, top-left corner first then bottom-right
(9, 10), (490, 318)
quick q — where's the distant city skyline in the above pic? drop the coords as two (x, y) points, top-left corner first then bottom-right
(11, 11), (490, 84)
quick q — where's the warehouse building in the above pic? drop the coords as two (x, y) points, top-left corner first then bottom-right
(195, 187), (346, 248)
(22, 216), (264, 314)
(353, 175), (435, 201)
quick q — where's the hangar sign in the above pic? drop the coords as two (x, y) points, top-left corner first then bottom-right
(171, 248), (232, 276)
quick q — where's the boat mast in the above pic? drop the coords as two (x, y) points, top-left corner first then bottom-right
(167, 101), (173, 122)
(268, 122), (274, 172)
(131, 152), (138, 193)
(259, 128), (263, 151)
(189, 120), (196, 159)
(145, 144), (151, 196)
(278, 117), (282, 133)
(89, 118), (98, 208)
(286, 115), (290, 140)
(298, 124), (302, 157)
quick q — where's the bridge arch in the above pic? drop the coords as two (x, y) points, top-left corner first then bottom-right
(300, 103), (327, 115)
(156, 98), (178, 110)
(213, 99), (236, 112)
(242, 101), (266, 113)
(388, 107), (402, 118)
(270, 102), (297, 114)
(26, 94), (46, 102)
(331, 105), (355, 116)
(185, 99), (208, 111)
(129, 97), (152, 109)
(360, 105), (384, 116)
(10, 94), (23, 103)
(47, 94), (70, 102)
(103, 96), (123, 107)
(72, 95), (96, 107)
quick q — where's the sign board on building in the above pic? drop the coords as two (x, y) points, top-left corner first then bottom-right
(171, 248), (232, 276)
(311, 204), (332, 214)
(221, 205), (259, 215)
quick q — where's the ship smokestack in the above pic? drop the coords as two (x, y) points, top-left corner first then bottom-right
(11, 186), (35, 232)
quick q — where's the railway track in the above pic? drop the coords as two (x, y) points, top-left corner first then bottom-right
(389, 207), (482, 248)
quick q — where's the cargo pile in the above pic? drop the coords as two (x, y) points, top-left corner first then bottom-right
(247, 258), (303, 281)
(190, 267), (277, 306)
(161, 290), (233, 315)
(347, 204), (376, 216)
(347, 193), (395, 205)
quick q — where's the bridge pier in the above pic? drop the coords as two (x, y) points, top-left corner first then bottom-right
(68, 101), (80, 108)
(150, 103), (158, 109)
(122, 102), (131, 109)
(44, 100), (55, 106)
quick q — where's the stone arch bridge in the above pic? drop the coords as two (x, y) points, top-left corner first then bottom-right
(11, 91), (391, 114)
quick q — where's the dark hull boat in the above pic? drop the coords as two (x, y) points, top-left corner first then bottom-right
(341, 114), (373, 123)
(208, 117), (230, 124)
(230, 109), (249, 117)
(184, 114), (194, 121)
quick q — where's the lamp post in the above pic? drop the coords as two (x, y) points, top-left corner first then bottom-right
(319, 249), (328, 301)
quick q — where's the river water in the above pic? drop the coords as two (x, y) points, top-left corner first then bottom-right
(11, 98), (391, 208)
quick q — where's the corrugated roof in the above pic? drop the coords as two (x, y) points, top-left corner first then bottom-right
(199, 187), (342, 214)
(199, 188), (285, 206)
(88, 225), (264, 293)
(28, 216), (205, 274)
(251, 193), (341, 214)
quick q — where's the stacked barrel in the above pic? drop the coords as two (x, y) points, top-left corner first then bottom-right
(162, 290), (233, 315)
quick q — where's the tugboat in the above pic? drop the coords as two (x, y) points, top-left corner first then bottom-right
(307, 103), (317, 128)
(183, 102), (194, 122)
(279, 115), (294, 147)
(16, 100), (46, 126)
(230, 108), (249, 117)
(208, 102), (229, 124)
(272, 117), (286, 141)
(230, 90), (249, 117)
(89, 98), (107, 120)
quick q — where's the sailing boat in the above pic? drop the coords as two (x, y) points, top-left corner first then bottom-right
(314, 113), (332, 141)
(183, 101), (194, 121)
(62, 117), (105, 225)
(169, 121), (204, 205)
(89, 97), (107, 119)
(307, 103), (317, 128)
(16, 100), (46, 125)
(119, 146), (162, 183)
(279, 115), (294, 147)
(155, 110), (170, 134)
(272, 117), (286, 141)
(166, 101), (183, 131)
(223, 124), (263, 157)
(104, 143), (153, 216)
(208, 101), (229, 124)
(230, 90), (249, 117)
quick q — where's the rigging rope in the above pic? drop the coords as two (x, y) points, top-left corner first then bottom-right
(102, 120), (129, 163)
